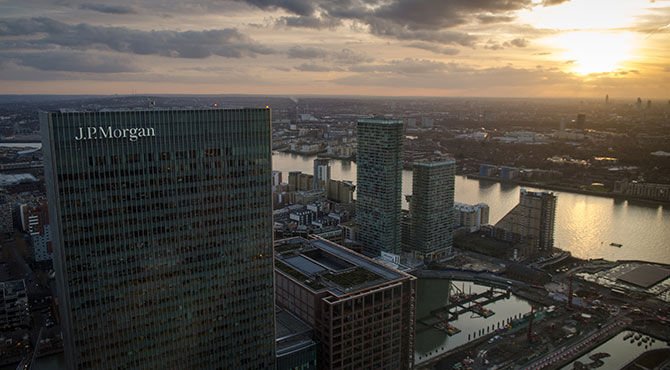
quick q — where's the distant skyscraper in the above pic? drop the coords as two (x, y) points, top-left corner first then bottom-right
(605, 94), (609, 105)
(576, 113), (586, 131)
(41, 108), (276, 369)
(647, 100), (652, 110)
(356, 118), (403, 256)
(408, 158), (455, 262)
(494, 189), (557, 256)
(313, 158), (330, 190)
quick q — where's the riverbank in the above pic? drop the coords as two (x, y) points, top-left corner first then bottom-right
(466, 173), (670, 207)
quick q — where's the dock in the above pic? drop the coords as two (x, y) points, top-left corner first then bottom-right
(417, 287), (510, 334)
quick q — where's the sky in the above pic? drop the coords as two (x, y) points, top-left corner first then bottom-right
(1, 0), (669, 98)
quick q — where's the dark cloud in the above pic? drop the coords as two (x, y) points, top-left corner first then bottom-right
(477, 14), (516, 24)
(406, 42), (460, 55)
(79, 3), (137, 14)
(372, 0), (531, 30)
(286, 46), (328, 59)
(0, 17), (274, 59)
(237, 0), (539, 44)
(294, 63), (343, 72)
(365, 17), (477, 45)
(233, 0), (316, 16)
(277, 15), (341, 29)
(0, 51), (143, 73)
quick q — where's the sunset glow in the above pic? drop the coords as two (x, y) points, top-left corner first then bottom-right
(553, 32), (638, 75)
(0, 0), (668, 97)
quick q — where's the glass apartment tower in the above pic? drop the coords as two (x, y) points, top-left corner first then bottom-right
(41, 109), (276, 369)
(409, 159), (455, 262)
(356, 119), (403, 256)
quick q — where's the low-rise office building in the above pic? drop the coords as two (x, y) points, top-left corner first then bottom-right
(274, 237), (416, 370)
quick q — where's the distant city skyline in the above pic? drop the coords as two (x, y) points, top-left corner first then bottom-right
(1, 0), (669, 98)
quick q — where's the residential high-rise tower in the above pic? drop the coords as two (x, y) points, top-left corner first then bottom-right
(494, 189), (557, 256)
(356, 118), (403, 256)
(41, 108), (276, 369)
(408, 158), (455, 262)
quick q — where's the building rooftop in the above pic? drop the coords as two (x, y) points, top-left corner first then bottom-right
(617, 265), (670, 288)
(413, 157), (456, 166)
(274, 237), (410, 296)
(275, 306), (314, 356)
(0, 173), (38, 186)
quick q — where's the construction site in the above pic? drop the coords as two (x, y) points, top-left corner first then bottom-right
(414, 255), (670, 370)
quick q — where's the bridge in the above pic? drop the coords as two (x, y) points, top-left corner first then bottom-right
(412, 268), (526, 289)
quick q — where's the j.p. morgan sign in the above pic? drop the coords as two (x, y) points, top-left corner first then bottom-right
(75, 126), (156, 142)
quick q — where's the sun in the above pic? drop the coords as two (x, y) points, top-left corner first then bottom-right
(551, 31), (637, 75)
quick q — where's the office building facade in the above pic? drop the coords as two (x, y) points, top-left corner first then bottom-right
(356, 119), (403, 256)
(41, 109), (276, 369)
(409, 159), (455, 261)
(274, 237), (416, 370)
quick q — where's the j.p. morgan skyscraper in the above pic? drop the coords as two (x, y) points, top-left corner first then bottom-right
(41, 109), (276, 369)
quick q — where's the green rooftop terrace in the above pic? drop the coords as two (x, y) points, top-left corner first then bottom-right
(323, 267), (383, 288)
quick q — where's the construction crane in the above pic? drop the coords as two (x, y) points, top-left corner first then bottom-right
(527, 305), (534, 344)
(567, 273), (574, 311)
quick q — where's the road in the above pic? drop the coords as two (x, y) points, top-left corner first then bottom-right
(521, 317), (630, 370)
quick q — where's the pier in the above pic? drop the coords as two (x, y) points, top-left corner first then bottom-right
(417, 286), (511, 334)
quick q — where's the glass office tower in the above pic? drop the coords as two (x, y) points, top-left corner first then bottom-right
(41, 109), (275, 369)
(356, 118), (403, 256)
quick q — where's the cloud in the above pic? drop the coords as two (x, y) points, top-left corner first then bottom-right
(286, 46), (328, 59)
(364, 17), (477, 45)
(277, 15), (341, 29)
(331, 48), (371, 64)
(334, 64), (580, 90)
(232, 0), (316, 16)
(0, 50), (143, 73)
(235, 0), (539, 44)
(477, 14), (517, 24)
(294, 63), (343, 72)
(79, 3), (137, 14)
(406, 42), (460, 55)
(348, 58), (453, 74)
(0, 17), (274, 59)
(504, 38), (528, 47)
(542, 0), (571, 6)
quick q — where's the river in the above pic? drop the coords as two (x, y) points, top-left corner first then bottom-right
(273, 152), (670, 264)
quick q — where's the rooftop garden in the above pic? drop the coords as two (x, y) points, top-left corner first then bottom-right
(276, 260), (325, 291)
(323, 267), (382, 288)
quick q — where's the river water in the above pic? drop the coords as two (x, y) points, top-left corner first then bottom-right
(273, 152), (670, 264)
(560, 330), (669, 369)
